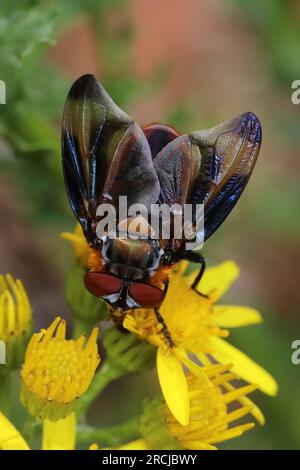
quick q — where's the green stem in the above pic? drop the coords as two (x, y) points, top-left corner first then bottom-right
(23, 412), (141, 449)
(77, 415), (141, 448)
(0, 370), (11, 415)
(22, 419), (41, 442)
(78, 361), (123, 418)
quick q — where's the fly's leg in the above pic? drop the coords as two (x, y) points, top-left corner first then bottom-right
(178, 251), (209, 298)
(154, 309), (174, 347)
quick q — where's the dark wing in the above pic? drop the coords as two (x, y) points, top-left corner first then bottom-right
(62, 74), (160, 243)
(154, 112), (262, 243)
(143, 124), (179, 158)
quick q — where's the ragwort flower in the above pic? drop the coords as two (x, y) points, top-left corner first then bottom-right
(139, 363), (261, 450)
(20, 317), (100, 421)
(124, 261), (277, 425)
(136, 364), (260, 450)
(0, 274), (32, 369)
(162, 364), (258, 450)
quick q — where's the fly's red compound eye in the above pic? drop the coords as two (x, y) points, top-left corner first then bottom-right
(84, 272), (123, 297)
(129, 282), (165, 308)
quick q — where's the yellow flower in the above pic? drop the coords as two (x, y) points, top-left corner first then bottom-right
(165, 364), (258, 450)
(124, 261), (277, 425)
(20, 317), (100, 421)
(0, 411), (76, 450)
(61, 224), (91, 265)
(141, 363), (260, 450)
(0, 274), (32, 368)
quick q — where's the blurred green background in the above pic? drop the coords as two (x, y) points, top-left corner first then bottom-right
(0, 0), (300, 449)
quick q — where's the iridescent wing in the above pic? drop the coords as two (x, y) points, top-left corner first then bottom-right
(62, 74), (160, 244)
(154, 112), (262, 243)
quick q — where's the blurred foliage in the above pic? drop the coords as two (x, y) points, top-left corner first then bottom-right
(0, 0), (193, 229)
(0, 0), (161, 227)
(0, 0), (80, 225)
(233, 0), (300, 87)
(215, 4), (300, 450)
(230, 0), (300, 240)
(224, 319), (300, 449)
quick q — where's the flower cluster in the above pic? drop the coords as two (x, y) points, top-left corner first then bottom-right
(0, 225), (277, 450)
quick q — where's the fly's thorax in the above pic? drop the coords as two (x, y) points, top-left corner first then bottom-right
(101, 236), (163, 279)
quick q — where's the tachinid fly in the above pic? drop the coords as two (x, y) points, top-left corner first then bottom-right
(62, 74), (262, 327)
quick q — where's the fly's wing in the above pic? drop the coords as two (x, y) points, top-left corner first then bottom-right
(62, 74), (160, 244)
(154, 112), (262, 244)
(143, 124), (179, 158)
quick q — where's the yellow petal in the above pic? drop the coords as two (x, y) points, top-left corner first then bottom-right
(197, 353), (265, 425)
(156, 348), (190, 426)
(61, 224), (90, 264)
(90, 443), (99, 450)
(189, 260), (239, 301)
(174, 348), (212, 387)
(209, 336), (278, 396)
(60, 232), (85, 245)
(206, 422), (255, 444)
(223, 381), (265, 425)
(42, 413), (76, 450)
(0, 412), (30, 450)
(213, 306), (263, 328)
